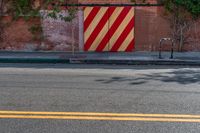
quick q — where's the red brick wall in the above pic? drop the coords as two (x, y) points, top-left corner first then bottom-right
(0, 17), (41, 51)
(1, 0), (200, 52)
(135, 6), (171, 51)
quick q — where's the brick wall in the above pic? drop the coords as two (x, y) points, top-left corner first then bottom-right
(135, 6), (171, 51)
(1, 17), (42, 51)
(1, 0), (200, 52)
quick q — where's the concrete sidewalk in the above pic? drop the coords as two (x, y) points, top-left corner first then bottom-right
(0, 51), (200, 65)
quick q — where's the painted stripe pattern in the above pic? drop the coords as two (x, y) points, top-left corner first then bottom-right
(84, 6), (135, 52)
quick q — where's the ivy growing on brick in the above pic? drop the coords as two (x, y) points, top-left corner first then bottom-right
(3, 0), (77, 21)
(0, 0), (77, 41)
(162, 0), (200, 18)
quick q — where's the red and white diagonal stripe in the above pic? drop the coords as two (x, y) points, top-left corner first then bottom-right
(84, 6), (135, 52)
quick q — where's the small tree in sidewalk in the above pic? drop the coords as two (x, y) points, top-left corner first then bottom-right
(159, 0), (200, 51)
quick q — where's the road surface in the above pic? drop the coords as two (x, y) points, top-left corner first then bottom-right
(0, 63), (200, 133)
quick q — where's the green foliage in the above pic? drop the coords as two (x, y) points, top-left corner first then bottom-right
(28, 24), (43, 40)
(28, 24), (42, 34)
(2, 0), (77, 40)
(176, 0), (200, 18)
(157, 0), (200, 51)
(6, 0), (77, 22)
(161, 0), (200, 18)
(42, 0), (77, 22)
(11, 0), (39, 20)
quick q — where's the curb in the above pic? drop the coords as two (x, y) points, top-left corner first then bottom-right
(0, 58), (70, 64)
(0, 58), (200, 66)
(70, 59), (200, 66)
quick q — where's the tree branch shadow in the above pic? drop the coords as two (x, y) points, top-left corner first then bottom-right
(95, 69), (200, 85)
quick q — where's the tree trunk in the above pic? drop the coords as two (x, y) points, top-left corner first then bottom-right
(0, 0), (3, 42)
(179, 26), (184, 52)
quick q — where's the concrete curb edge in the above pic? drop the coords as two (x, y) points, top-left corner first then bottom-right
(1, 58), (199, 66)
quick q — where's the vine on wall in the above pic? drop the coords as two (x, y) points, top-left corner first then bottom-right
(0, 0), (78, 42)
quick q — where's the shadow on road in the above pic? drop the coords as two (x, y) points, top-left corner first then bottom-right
(96, 69), (200, 85)
(0, 63), (199, 85)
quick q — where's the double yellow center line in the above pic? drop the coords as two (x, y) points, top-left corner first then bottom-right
(1, 111), (200, 123)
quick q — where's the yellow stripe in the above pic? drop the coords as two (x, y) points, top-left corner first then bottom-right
(118, 28), (134, 51)
(1, 111), (200, 118)
(84, 7), (93, 21)
(1, 115), (200, 123)
(84, 7), (109, 44)
(109, 7), (134, 50)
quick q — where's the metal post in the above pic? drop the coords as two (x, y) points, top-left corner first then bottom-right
(170, 40), (174, 59)
(159, 38), (175, 59)
(159, 39), (163, 59)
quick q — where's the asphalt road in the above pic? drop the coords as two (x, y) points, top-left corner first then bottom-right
(0, 63), (200, 133)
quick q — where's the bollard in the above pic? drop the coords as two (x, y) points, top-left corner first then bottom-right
(159, 38), (175, 59)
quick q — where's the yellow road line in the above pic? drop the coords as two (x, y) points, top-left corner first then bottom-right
(0, 111), (200, 118)
(1, 115), (200, 123)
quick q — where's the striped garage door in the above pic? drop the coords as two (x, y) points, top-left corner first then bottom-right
(84, 6), (135, 52)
